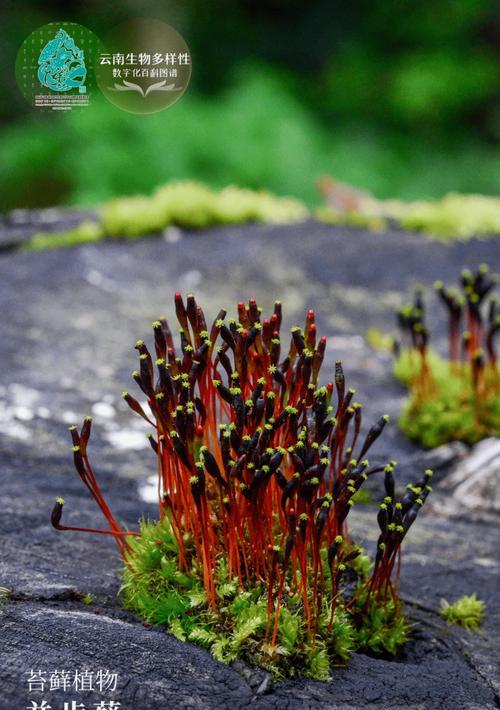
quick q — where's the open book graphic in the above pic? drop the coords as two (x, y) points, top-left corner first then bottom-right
(108, 79), (182, 97)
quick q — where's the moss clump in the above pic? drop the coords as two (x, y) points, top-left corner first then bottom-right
(24, 220), (104, 251)
(22, 182), (308, 250)
(394, 265), (499, 448)
(440, 594), (485, 631)
(365, 327), (395, 353)
(100, 181), (308, 238)
(356, 594), (410, 655)
(317, 191), (500, 240)
(397, 194), (500, 240)
(23, 183), (500, 253)
(394, 350), (500, 447)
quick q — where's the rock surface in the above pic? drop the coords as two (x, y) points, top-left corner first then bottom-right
(433, 437), (500, 519)
(0, 219), (499, 709)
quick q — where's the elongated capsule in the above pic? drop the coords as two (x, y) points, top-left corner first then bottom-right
(68, 425), (80, 448)
(327, 538), (341, 568)
(51, 497), (65, 529)
(147, 433), (158, 455)
(159, 316), (174, 351)
(80, 416), (93, 454)
(152, 320), (167, 359)
(174, 292), (191, 341)
(202, 449), (227, 489)
(273, 301), (282, 331)
(377, 503), (388, 532)
(358, 414), (390, 459)
(335, 360), (345, 398)
(122, 391), (150, 422)
(291, 327), (305, 355)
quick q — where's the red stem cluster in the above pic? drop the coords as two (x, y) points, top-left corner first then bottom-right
(397, 265), (499, 398)
(52, 294), (429, 636)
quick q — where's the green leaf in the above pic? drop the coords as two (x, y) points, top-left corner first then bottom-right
(188, 589), (208, 608)
(211, 638), (237, 664)
(217, 578), (238, 599)
(279, 608), (300, 652)
(306, 645), (330, 681)
(169, 618), (186, 641)
(188, 626), (218, 648)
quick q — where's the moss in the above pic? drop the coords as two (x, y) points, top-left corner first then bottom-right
(365, 327), (395, 353)
(101, 181), (308, 238)
(82, 593), (94, 605)
(22, 184), (500, 253)
(52, 295), (434, 681)
(121, 517), (405, 680)
(356, 594), (411, 655)
(23, 220), (104, 251)
(315, 206), (387, 231)
(440, 594), (485, 631)
(397, 194), (500, 240)
(317, 193), (500, 240)
(394, 349), (500, 448)
(22, 182), (308, 250)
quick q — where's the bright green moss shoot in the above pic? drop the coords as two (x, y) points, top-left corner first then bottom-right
(440, 594), (485, 631)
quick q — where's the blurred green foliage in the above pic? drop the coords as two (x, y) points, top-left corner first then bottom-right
(1, 0), (498, 211)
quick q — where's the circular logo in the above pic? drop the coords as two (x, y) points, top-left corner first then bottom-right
(15, 22), (102, 111)
(95, 19), (192, 115)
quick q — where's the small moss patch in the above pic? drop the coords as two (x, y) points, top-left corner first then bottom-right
(397, 194), (500, 240)
(440, 594), (485, 631)
(316, 192), (500, 240)
(25, 220), (104, 251)
(394, 264), (499, 448)
(394, 350), (500, 448)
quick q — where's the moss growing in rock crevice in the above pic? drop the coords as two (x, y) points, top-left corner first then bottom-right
(102, 182), (308, 237)
(121, 516), (410, 680)
(25, 220), (104, 251)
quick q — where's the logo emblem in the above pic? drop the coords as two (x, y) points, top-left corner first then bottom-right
(95, 19), (192, 114)
(16, 20), (190, 114)
(16, 22), (101, 111)
(37, 28), (87, 93)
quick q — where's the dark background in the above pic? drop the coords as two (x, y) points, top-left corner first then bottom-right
(1, 0), (498, 211)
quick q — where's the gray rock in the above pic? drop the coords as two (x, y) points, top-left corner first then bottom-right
(434, 437), (500, 517)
